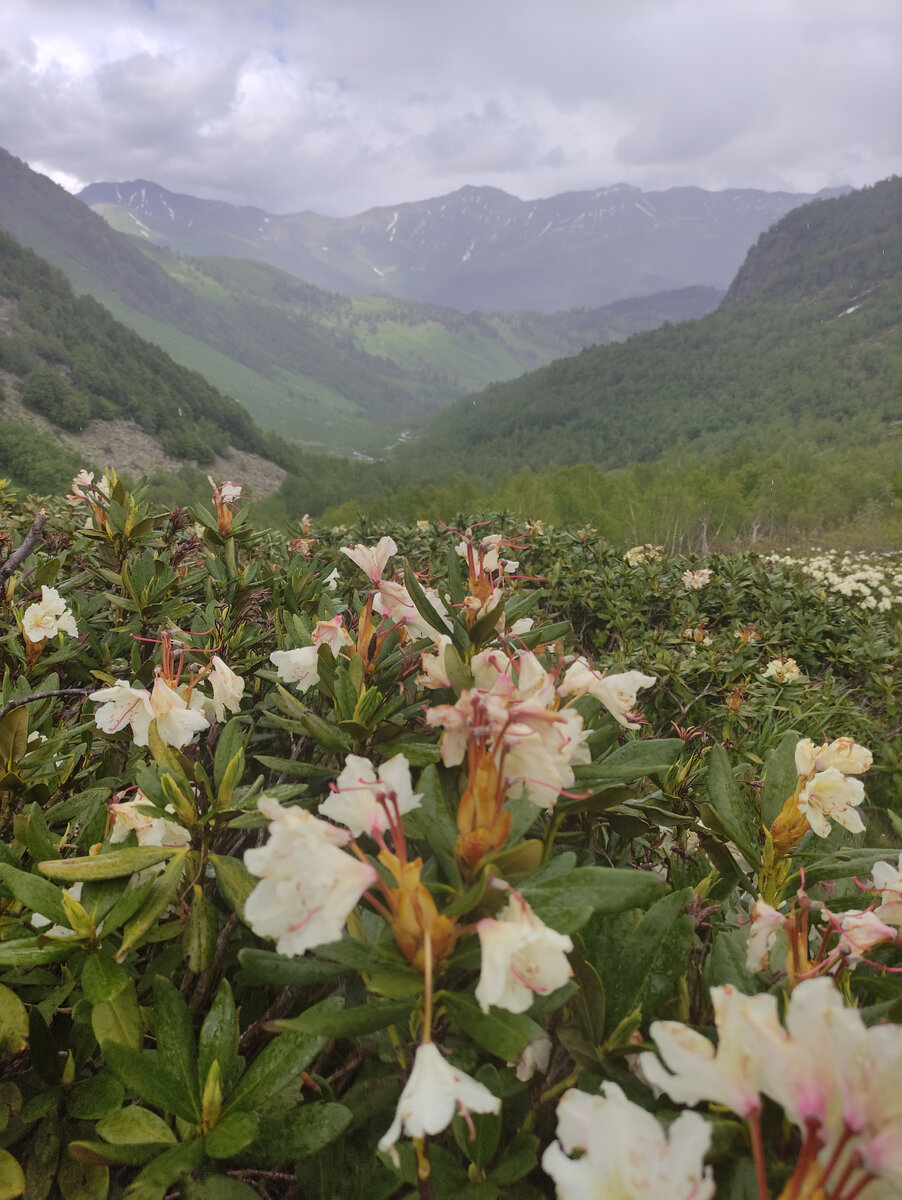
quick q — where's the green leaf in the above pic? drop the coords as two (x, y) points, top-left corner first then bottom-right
(761, 731), (802, 826)
(209, 854), (256, 922)
(102, 1043), (200, 1124)
(183, 1178), (259, 1200)
(704, 744), (760, 863)
(223, 995), (343, 1119)
(67, 1141), (159, 1168)
(204, 1112), (259, 1160)
(0, 707), (28, 770)
(0, 1148), (24, 1200)
(198, 980), (241, 1102)
(787, 848), (894, 889)
(519, 865), (667, 933)
(116, 851), (189, 961)
(38, 848), (179, 882)
(0, 984), (28, 1058)
(236, 949), (345, 986)
(66, 1072), (125, 1121)
(249, 1102), (352, 1166)
(92, 980), (141, 1050)
(184, 886), (218, 973)
(0, 937), (76, 968)
(441, 993), (544, 1062)
(56, 1155), (109, 1200)
(125, 1137), (204, 1195)
(589, 738), (684, 781)
(271, 999), (414, 1039)
(152, 977), (200, 1117)
(489, 1132), (539, 1187)
(214, 718), (245, 791)
(95, 1107), (177, 1146)
(0, 864), (67, 926)
(81, 955), (128, 1005)
(408, 764), (461, 887)
(402, 559), (452, 638)
(601, 888), (694, 1032)
(704, 928), (765, 994)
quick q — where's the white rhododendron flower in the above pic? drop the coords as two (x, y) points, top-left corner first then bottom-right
(834, 910), (898, 966)
(559, 660), (656, 729)
(475, 892), (573, 1014)
(373, 578), (451, 639)
(798, 767), (866, 838)
(270, 645), (320, 692)
(207, 655), (245, 722)
(745, 898), (787, 972)
(378, 1041), (500, 1165)
(22, 586), (78, 642)
(641, 984), (777, 1118)
(872, 854), (902, 926)
(108, 794), (192, 849)
(417, 634), (453, 689)
(795, 736), (873, 778)
(319, 753), (421, 838)
(542, 1084), (714, 1200)
(761, 657), (802, 683)
(310, 616), (353, 654)
(511, 1036), (553, 1082)
(340, 535), (397, 583)
(681, 568), (712, 590)
(244, 797), (376, 957)
(148, 678), (210, 749)
(91, 682), (155, 745)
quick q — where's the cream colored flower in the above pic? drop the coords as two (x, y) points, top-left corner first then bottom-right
(475, 892), (573, 1014)
(22, 586), (78, 642)
(311, 616), (353, 654)
(872, 855), (902, 926)
(795, 736), (872, 778)
(270, 645), (320, 692)
(542, 1084), (714, 1200)
(91, 681), (155, 745)
(108, 794), (192, 849)
(417, 635), (453, 689)
(244, 797), (377, 957)
(319, 753), (421, 839)
(798, 768), (866, 838)
(559, 662), (656, 729)
(207, 656), (245, 722)
(640, 985), (778, 1118)
(340, 535), (397, 583)
(148, 678), (210, 749)
(761, 657), (802, 683)
(378, 1041), (500, 1165)
(681, 568), (712, 590)
(745, 898), (787, 972)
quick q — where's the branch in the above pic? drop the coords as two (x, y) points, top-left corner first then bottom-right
(0, 510), (47, 583)
(0, 688), (91, 723)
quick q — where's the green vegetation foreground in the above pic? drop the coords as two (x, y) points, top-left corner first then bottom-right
(0, 474), (900, 1199)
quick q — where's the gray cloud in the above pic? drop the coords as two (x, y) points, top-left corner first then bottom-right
(1, 0), (900, 215)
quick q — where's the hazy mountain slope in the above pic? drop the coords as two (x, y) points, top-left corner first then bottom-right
(0, 151), (720, 450)
(390, 178), (902, 481)
(81, 177), (846, 312)
(0, 228), (287, 493)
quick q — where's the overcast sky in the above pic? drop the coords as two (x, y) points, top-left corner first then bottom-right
(1, 0), (899, 216)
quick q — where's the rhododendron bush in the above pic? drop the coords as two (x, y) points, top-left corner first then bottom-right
(0, 473), (900, 1200)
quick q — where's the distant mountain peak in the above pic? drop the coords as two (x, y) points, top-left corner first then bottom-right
(79, 174), (853, 313)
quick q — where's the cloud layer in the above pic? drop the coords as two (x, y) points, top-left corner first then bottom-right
(1, 0), (900, 215)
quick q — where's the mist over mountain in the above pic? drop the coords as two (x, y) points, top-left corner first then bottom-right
(80, 178), (847, 313)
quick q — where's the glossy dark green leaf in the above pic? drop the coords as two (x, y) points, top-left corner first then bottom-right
(441, 993), (544, 1063)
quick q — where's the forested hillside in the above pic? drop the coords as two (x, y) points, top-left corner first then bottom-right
(0, 230), (284, 493)
(397, 178), (901, 480)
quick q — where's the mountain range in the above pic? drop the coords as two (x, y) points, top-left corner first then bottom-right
(0, 150), (720, 449)
(79, 178), (847, 313)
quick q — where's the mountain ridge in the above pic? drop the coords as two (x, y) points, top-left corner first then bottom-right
(80, 176), (848, 312)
